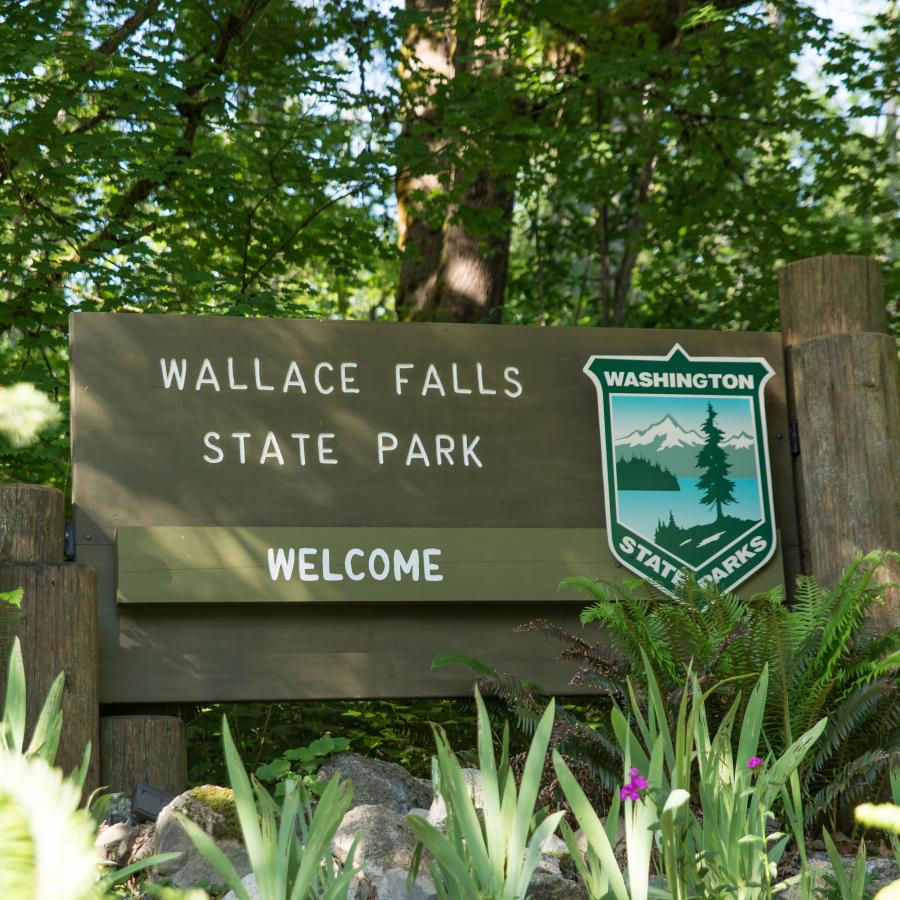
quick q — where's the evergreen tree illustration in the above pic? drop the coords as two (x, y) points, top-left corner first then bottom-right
(695, 403), (736, 521)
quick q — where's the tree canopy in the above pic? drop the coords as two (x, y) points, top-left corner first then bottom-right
(1, 0), (896, 486)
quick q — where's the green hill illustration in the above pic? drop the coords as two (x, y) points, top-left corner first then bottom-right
(654, 512), (758, 566)
(617, 455), (680, 491)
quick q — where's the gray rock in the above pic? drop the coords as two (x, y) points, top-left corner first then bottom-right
(333, 804), (421, 872)
(541, 834), (570, 857)
(349, 868), (438, 900)
(538, 854), (562, 877)
(778, 851), (898, 900)
(95, 822), (138, 864)
(427, 768), (483, 828)
(224, 873), (260, 900)
(102, 794), (132, 826)
(865, 855), (900, 891)
(319, 754), (433, 814)
(153, 785), (250, 890)
(527, 871), (589, 899)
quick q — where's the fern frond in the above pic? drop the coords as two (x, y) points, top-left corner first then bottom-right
(806, 680), (895, 775)
(804, 750), (893, 827)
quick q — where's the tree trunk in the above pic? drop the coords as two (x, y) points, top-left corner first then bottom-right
(396, 0), (515, 323)
(396, 0), (454, 321)
(434, 169), (513, 322)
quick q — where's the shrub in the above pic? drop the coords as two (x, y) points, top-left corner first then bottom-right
(440, 552), (899, 829)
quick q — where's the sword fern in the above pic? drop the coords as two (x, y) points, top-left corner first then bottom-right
(436, 551), (898, 830)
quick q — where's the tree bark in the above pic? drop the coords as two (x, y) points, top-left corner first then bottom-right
(396, 0), (454, 320)
(397, 0), (515, 323)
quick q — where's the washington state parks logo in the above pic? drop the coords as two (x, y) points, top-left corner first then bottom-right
(584, 344), (777, 595)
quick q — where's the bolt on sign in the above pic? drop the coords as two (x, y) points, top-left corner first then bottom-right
(70, 314), (799, 702)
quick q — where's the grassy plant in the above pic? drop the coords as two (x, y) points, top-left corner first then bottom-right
(442, 552), (898, 829)
(405, 686), (565, 900)
(180, 715), (358, 900)
(554, 654), (827, 898)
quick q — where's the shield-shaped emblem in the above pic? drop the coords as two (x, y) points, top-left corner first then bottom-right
(584, 344), (777, 595)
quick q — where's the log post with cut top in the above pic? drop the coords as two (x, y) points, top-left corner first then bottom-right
(0, 484), (99, 790)
(779, 255), (900, 630)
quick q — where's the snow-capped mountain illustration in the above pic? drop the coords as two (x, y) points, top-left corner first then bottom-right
(615, 415), (704, 450)
(722, 431), (755, 449)
(615, 415), (759, 479)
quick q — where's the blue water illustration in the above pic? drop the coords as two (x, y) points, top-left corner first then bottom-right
(618, 477), (762, 540)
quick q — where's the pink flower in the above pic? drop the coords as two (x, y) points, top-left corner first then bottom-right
(620, 768), (650, 802)
(747, 756), (762, 770)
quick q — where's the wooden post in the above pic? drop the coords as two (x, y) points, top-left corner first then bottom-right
(779, 256), (900, 630)
(100, 715), (187, 797)
(0, 484), (99, 789)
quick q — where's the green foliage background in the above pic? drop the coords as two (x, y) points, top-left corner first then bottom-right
(2, 0), (897, 487)
(2, 1), (897, 800)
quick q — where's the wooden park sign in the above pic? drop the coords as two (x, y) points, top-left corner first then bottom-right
(70, 313), (799, 702)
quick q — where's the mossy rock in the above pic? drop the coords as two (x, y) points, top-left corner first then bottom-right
(154, 785), (250, 887)
(186, 785), (240, 841)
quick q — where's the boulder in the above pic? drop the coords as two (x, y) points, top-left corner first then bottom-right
(427, 768), (483, 828)
(224, 873), (261, 900)
(153, 785), (250, 889)
(333, 804), (421, 871)
(318, 753), (433, 814)
(769, 851), (898, 900)
(95, 822), (138, 865)
(349, 868), (438, 900)
(527, 871), (590, 899)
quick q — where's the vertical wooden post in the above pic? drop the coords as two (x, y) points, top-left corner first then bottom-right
(100, 715), (187, 797)
(0, 484), (99, 789)
(779, 256), (900, 630)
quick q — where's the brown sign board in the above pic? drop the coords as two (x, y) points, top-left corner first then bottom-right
(70, 313), (798, 702)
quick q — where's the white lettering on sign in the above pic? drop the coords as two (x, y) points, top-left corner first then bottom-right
(602, 370), (754, 390)
(160, 357), (366, 396)
(391, 363), (524, 399)
(163, 356), (526, 473)
(375, 433), (482, 468)
(267, 546), (444, 583)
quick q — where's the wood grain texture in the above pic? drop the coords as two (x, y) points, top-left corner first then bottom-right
(71, 315), (799, 700)
(0, 484), (65, 562)
(100, 715), (186, 797)
(780, 256), (888, 347)
(81, 539), (784, 702)
(780, 257), (900, 631)
(0, 563), (99, 789)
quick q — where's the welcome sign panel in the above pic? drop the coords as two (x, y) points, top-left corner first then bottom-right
(70, 314), (799, 701)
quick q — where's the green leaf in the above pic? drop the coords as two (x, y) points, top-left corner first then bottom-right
(431, 652), (497, 676)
